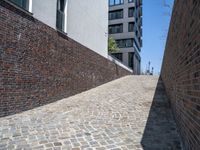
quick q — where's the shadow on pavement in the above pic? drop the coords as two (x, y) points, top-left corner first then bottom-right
(141, 77), (182, 150)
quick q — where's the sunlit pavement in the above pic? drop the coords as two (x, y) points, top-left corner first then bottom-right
(0, 76), (182, 150)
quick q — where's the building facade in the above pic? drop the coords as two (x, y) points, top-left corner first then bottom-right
(108, 0), (142, 74)
(8, 0), (108, 58)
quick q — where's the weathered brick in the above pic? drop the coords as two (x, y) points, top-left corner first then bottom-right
(0, 1), (131, 117)
(161, 0), (200, 149)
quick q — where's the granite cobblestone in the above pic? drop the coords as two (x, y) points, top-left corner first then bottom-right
(0, 76), (181, 149)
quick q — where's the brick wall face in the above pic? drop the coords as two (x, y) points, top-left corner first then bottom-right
(0, 1), (131, 117)
(161, 0), (200, 149)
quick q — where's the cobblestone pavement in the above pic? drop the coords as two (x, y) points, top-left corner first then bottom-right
(0, 76), (182, 150)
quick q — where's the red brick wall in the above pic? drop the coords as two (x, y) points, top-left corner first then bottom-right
(0, 1), (131, 117)
(161, 0), (200, 149)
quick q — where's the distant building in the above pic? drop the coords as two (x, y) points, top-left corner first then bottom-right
(108, 0), (142, 74)
(8, 0), (108, 58)
(145, 62), (154, 75)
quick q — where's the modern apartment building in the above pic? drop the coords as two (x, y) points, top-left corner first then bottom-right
(7, 0), (108, 58)
(108, 0), (142, 74)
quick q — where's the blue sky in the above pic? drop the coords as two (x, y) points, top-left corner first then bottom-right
(141, 0), (174, 75)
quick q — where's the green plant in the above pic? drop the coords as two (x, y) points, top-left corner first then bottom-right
(108, 37), (119, 53)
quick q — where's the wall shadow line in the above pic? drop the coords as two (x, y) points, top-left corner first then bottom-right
(141, 77), (182, 150)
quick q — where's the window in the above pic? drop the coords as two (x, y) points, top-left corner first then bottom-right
(59, 0), (65, 12)
(57, 0), (66, 32)
(109, 0), (114, 6)
(136, 30), (138, 37)
(112, 53), (123, 61)
(128, 52), (134, 69)
(128, 0), (134, 3)
(128, 7), (135, 17)
(109, 9), (123, 20)
(135, 0), (139, 8)
(115, 0), (120, 4)
(109, 0), (124, 6)
(116, 39), (134, 48)
(136, 17), (138, 23)
(126, 39), (133, 47)
(128, 22), (135, 32)
(134, 38), (140, 51)
(9, 0), (29, 10)
(109, 24), (123, 34)
(139, 37), (142, 47)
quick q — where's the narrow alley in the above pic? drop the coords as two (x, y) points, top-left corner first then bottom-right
(0, 76), (182, 150)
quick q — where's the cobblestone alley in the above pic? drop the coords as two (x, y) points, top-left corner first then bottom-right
(0, 76), (182, 150)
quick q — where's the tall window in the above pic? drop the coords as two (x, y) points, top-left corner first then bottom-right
(109, 9), (123, 20)
(109, 24), (123, 34)
(128, 7), (135, 17)
(109, 0), (124, 6)
(128, 22), (135, 32)
(128, 52), (134, 69)
(139, 37), (142, 47)
(9, 0), (29, 10)
(57, 0), (66, 31)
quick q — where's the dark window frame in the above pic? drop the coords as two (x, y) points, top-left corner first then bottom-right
(109, 0), (124, 6)
(128, 22), (135, 32)
(109, 9), (123, 20)
(9, 0), (29, 11)
(128, 52), (134, 69)
(109, 24), (123, 34)
(116, 38), (134, 48)
(56, 0), (66, 32)
(128, 7), (135, 17)
(128, 0), (134, 3)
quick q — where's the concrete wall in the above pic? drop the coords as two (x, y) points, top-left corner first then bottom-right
(161, 0), (200, 149)
(0, 1), (131, 117)
(67, 0), (108, 58)
(31, 0), (108, 58)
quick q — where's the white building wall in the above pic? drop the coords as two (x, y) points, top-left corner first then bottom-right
(67, 0), (108, 58)
(31, 0), (108, 58)
(32, 0), (57, 29)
